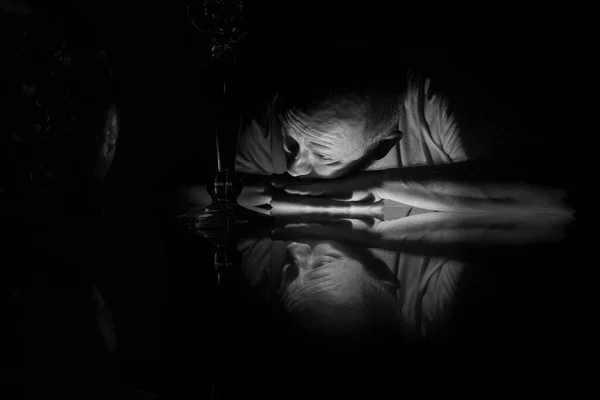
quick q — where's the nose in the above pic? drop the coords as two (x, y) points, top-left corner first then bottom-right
(286, 149), (312, 177)
(287, 241), (311, 261)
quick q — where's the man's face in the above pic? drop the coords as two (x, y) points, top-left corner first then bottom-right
(282, 122), (370, 179)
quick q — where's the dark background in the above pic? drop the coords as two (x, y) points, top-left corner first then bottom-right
(3, 1), (579, 398)
(68, 0), (578, 189)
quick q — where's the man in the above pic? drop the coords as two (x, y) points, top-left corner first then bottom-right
(237, 68), (495, 177)
(235, 68), (573, 215)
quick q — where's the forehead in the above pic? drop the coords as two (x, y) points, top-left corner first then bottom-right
(286, 121), (368, 158)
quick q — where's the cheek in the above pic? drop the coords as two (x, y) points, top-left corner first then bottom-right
(311, 164), (347, 179)
(282, 263), (300, 287)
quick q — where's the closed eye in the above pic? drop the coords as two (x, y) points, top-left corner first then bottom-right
(283, 133), (298, 155)
(314, 255), (339, 268)
(315, 153), (333, 161)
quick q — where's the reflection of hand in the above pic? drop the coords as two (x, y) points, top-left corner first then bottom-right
(271, 171), (385, 202)
(271, 218), (382, 245)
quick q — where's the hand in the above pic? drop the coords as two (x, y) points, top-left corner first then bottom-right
(270, 218), (382, 244)
(271, 171), (385, 202)
(270, 193), (385, 222)
(237, 182), (276, 215)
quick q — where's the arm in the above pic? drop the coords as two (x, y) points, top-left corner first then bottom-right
(374, 167), (573, 215)
(273, 165), (574, 215)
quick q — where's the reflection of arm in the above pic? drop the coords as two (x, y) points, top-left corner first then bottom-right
(375, 212), (572, 247)
(376, 212), (572, 261)
(272, 213), (573, 262)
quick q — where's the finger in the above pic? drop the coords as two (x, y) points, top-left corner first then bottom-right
(271, 180), (285, 189)
(284, 187), (325, 196)
(331, 193), (354, 201)
(280, 183), (335, 196)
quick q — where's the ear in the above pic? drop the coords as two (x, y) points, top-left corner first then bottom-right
(371, 130), (403, 160)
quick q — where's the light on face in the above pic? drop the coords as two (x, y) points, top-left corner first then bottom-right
(283, 128), (366, 179)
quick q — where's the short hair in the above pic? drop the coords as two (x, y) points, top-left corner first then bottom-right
(279, 246), (402, 338)
(273, 80), (404, 152)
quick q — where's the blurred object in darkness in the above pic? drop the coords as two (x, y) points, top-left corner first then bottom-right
(0, 5), (119, 208)
(0, 0), (31, 14)
(186, 0), (249, 66)
(91, 284), (117, 367)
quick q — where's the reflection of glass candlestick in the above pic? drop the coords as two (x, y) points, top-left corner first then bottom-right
(214, 244), (232, 285)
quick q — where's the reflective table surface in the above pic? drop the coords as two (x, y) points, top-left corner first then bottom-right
(168, 183), (577, 399)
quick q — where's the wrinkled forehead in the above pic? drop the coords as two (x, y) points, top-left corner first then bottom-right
(283, 112), (369, 157)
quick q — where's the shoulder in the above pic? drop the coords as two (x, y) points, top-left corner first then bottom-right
(236, 97), (288, 175)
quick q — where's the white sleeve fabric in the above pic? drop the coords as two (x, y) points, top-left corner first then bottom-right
(401, 72), (504, 167)
(422, 73), (506, 162)
(423, 80), (469, 162)
(235, 119), (276, 175)
(400, 75), (459, 167)
(235, 106), (288, 176)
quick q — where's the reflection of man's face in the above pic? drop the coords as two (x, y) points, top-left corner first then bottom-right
(282, 241), (364, 289)
(280, 240), (366, 307)
(278, 239), (400, 336)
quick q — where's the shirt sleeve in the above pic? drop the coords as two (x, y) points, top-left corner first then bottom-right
(235, 118), (276, 175)
(423, 79), (469, 162)
(235, 103), (288, 176)
(423, 74), (506, 162)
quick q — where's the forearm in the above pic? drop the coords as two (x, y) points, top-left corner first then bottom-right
(375, 168), (573, 215)
(374, 212), (573, 247)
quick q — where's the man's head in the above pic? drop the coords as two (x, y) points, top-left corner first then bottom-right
(275, 85), (404, 179)
(278, 240), (401, 336)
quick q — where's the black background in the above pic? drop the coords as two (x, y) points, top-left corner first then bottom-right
(66, 0), (579, 189)
(3, 1), (580, 398)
